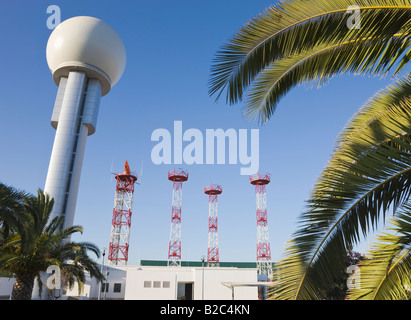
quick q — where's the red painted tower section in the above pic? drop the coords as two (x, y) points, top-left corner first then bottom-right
(204, 185), (222, 267)
(250, 173), (273, 280)
(167, 169), (189, 267)
(108, 161), (137, 265)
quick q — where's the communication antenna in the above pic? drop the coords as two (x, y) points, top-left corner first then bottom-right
(250, 172), (273, 281)
(108, 161), (138, 265)
(136, 160), (144, 185)
(204, 184), (223, 267)
(167, 168), (189, 267)
(110, 159), (115, 182)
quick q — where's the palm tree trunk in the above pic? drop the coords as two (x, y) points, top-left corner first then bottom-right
(11, 272), (36, 300)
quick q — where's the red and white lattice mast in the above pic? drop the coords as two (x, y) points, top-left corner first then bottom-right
(204, 185), (222, 267)
(250, 173), (273, 280)
(108, 161), (137, 265)
(167, 169), (189, 267)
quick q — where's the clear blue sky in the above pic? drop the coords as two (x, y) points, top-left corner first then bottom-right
(0, 0), (406, 265)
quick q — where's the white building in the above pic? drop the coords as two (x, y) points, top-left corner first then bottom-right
(66, 260), (259, 300)
(0, 261), (264, 300)
(123, 265), (258, 300)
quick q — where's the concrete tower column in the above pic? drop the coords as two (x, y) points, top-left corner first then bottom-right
(33, 16), (125, 300)
(44, 16), (126, 230)
(44, 71), (87, 228)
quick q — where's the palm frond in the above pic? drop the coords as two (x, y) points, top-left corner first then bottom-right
(349, 202), (411, 299)
(209, 0), (411, 122)
(243, 35), (410, 123)
(272, 75), (411, 299)
(0, 182), (29, 241)
(335, 75), (411, 149)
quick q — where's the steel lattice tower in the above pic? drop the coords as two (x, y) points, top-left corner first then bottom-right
(167, 169), (189, 267)
(250, 173), (273, 280)
(108, 161), (137, 265)
(204, 185), (222, 267)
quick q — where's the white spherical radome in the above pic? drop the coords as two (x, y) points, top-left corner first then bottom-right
(46, 16), (126, 95)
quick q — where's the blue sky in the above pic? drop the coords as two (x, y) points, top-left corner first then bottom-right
(0, 0), (407, 265)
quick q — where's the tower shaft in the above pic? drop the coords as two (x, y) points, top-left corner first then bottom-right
(255, 184), (272, 279)
(204, 185), (222, 267)
(168, 181), (183, 266)
(40, 16), (126, 299)
(44, 71), (101, 230)
(207, 194), (219, 267)
(250, 174), (273, 281)
(108, 162), (137, 265)
(167, 170), (189, 267)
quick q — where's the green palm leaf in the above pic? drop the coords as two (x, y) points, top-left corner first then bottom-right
(209, 0), (411, 123)
(348, 202), (411, 300)
(272, 75), (411, 299)
(243, 34), (410, 123)
(0, 183), (29, 241)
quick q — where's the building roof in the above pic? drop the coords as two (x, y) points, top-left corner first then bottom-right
(140, 260), (258, 269)
(222, 282), (273, 288)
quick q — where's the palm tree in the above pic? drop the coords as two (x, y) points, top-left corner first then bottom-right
(209, 0), (411, 299)
(0, 189), (103, 300)
(209, 0), (411, 124)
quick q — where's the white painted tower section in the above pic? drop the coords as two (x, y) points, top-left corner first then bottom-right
(44, 16), (126, 229)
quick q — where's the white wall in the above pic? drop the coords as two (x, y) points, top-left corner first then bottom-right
(124, 266), (258, 300)
(0, 277), (15, 300)
(64, 265), (127, 300)
(196, 267), (258, 300)
(125, 267), (189, 300)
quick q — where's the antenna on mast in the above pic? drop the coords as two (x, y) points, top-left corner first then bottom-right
(136, 160), (143, 185)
